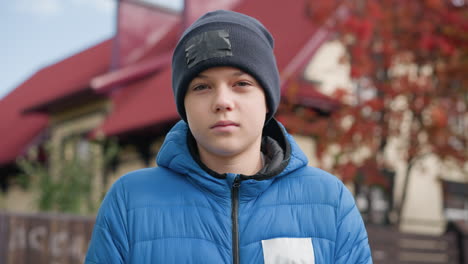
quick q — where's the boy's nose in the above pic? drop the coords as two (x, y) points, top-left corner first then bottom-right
(213, 87), (234, 112)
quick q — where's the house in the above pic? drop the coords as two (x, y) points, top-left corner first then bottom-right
(0, 0), (338, 212)
(0, 0), (466, 239)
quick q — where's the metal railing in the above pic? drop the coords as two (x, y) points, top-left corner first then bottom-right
(0, 211), (465, 264)
(0, 211), (94, 264)
(367, 224), (461, 264)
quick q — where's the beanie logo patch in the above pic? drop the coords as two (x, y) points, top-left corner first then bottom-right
(185, 29), (232, 69)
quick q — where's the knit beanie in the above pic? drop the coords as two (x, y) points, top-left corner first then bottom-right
(171, 10), (280, 124)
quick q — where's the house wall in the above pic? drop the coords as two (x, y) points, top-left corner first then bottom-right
(292, 126), (467, 235)
(49, 100), (109, 210)
(303, 39), (354, 103)
(106, 136), (165, 190)
(398, 153), (467, 235)
(292, 135), (318, 166)
(0, 100), (110, 213)
(0, 186), (38, 213)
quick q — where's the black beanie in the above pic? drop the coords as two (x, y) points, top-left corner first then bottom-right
(171, 10), (280, 123)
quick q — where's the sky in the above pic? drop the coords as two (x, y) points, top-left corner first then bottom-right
(0, 0), (182, 100)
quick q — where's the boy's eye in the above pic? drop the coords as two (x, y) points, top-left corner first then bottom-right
(192, 84), (209, 91)
(235, 81), (251, 87)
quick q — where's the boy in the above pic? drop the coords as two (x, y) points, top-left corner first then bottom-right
(85, 10), (372, 264)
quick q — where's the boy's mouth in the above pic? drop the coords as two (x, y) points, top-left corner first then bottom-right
(211, 120), (239, 129)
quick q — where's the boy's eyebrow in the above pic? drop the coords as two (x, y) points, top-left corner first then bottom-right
(195, 70), (247, 79)
(194, 74), (209, 79)
(232, 71), (246, 76)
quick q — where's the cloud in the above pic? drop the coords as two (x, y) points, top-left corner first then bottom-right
(13, 0), (116, 17)
(70, 0), (116, 15)
(14, 0), (63, 16)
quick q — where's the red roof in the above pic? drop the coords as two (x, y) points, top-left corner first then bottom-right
(116, 1), (180, 67)
(0, 40), (112, 165)
(91, 52), (172, 92)
(295, 80), (340, 112)
(94, 66), (178, 137)
(22, 40), (112, 112)
(235, 0), (319, 72)
(0, 69), (49, 164)
(0, 2), (181, 165)
(1, 0), (345, 166)
(0, 112), (47, 165)
(90, 11), (182, 136)
(93, 0), (339, 137)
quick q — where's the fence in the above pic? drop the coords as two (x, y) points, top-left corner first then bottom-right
(0, 211), (466, 264)
(368, 224), (462, 264)
(0, 211), (94, 264)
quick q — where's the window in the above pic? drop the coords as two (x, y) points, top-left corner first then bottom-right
(442, 180), (468, 221)
(62, 134), (92, 163)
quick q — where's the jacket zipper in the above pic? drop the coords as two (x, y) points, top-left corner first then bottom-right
(231, 176), (240, 264)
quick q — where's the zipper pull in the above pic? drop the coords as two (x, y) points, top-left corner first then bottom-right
(232, 176), (241, 188)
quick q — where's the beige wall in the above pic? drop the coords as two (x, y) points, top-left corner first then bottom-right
(398, 154), (446, 235)
(0, 186), (38, 213)
(49, 100), (109, 208)
(0, 100), (110, 213)
(292, 128), (467, 235)
(106, 136), (165, 190)
(303, 39), (353, 103)
(398, 154), (467, 235)
(292, 135), (318, 167)
(106, 145), (147, 189)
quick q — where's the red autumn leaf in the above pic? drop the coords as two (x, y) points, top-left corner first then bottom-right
(339, 162), (358, 182)
(350, 66), (362, 78)
(359, 19), (374, 44)
(331, 88), (349, 102)
(437, 37), (455, 55)
(291, 0), (467, 196)
(365, 98), (384, 111)
(304, 119), (328, 135)
(431, 128), (449, 147)
(431, 106), (448, 127)
(420, 34), (436, 51)
(425, 0), (445, 10)
(368, 1), (383, 20)
(359, 159), (388, 187)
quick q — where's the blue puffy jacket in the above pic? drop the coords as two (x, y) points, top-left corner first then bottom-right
(85, 120), (372, 263)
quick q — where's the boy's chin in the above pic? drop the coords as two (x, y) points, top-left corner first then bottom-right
(204, 147), (240, 158)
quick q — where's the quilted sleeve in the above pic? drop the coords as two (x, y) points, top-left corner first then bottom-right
(85, 178), (129, 264)
(334, 183), (373, 264)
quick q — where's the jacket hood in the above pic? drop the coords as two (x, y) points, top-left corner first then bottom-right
(156, 119), (309, 199)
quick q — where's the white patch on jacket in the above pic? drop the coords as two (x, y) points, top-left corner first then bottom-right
(262, 237), (315, 264)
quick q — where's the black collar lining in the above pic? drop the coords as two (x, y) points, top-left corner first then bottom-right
(186, 119), (291, 181)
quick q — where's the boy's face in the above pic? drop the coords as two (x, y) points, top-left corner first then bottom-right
(184, 66), (268, 160)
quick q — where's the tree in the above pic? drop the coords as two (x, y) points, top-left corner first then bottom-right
(289, 0), (468, 223)
(16, 138), (118, 214)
